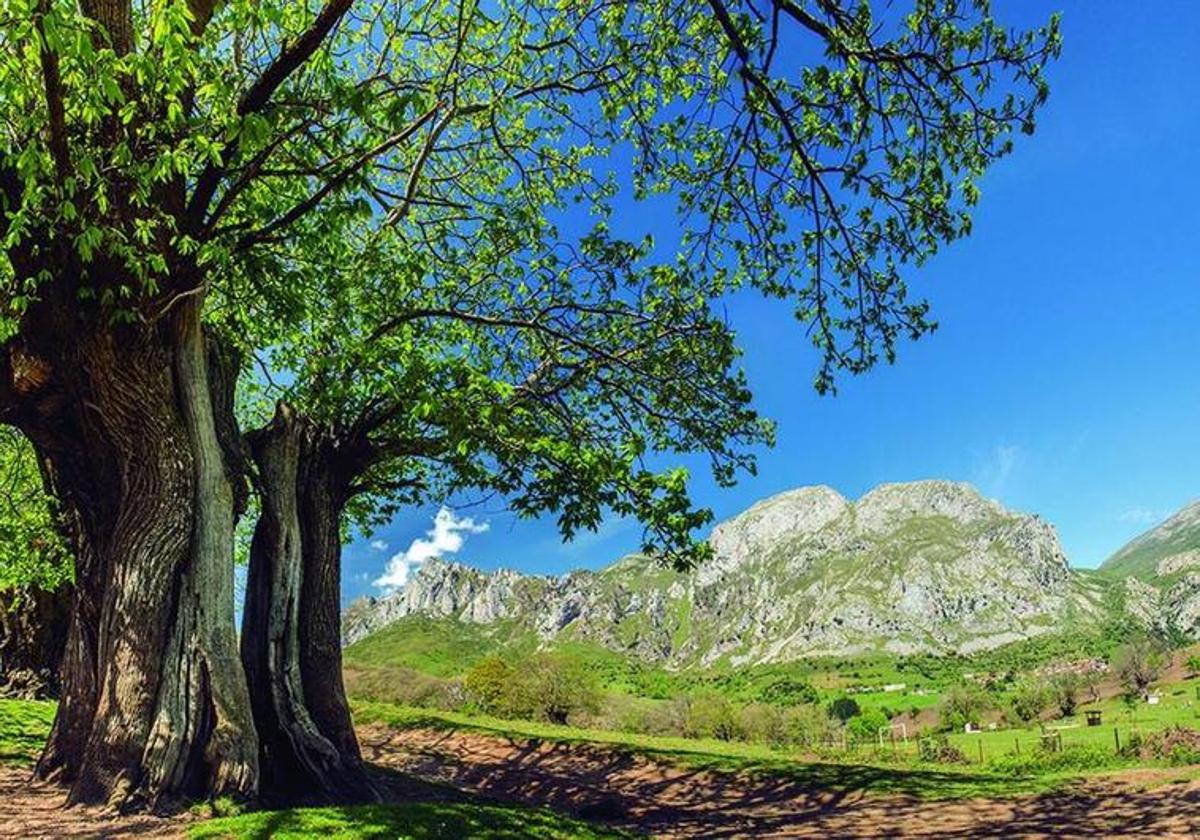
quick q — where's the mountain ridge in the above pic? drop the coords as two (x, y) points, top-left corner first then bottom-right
(345, 480), (1121, 665)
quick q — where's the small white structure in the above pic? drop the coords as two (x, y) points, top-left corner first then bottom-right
(1147, 693), (1162, 706)
(963, 722), (980, 733)
(882, 683), (907, 693)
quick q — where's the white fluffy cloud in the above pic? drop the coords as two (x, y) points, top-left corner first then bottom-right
(373, 507), (489, 589)
(370, 540), (389, 552)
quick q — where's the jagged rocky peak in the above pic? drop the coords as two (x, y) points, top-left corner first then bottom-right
(708, 485), (849, 562)
(854, 480), (1003, 532)
(345, 479), (1088, 662)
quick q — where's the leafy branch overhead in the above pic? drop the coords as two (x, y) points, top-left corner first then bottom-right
(0, 0), (1060, 567)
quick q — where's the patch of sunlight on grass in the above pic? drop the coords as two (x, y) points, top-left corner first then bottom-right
(189, 802), (631, 839)
(0, 698), (55, 765)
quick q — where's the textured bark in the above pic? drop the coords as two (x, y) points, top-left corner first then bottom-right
(0, 586), (70, 699)
(242, 406), (372, 805)
(6, 304), (259, 808)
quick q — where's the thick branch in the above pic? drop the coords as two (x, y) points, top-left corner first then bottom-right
(187, 0), (355, 228)
(79, 0), (134, 55)
(35, 0), (70, 182)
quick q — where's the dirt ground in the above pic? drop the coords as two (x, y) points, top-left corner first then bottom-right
(4, 726), (1200, 839)
(0, 765), (186, 839)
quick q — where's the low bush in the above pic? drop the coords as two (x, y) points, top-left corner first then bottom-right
(988, 744), (1116, 775)
(917, 734), (967, 764)
(1123, 726), (1200, 765)
(344, 665), (463, 710)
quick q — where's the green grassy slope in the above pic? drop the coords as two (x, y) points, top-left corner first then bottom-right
(1100, 501), (1200, 581)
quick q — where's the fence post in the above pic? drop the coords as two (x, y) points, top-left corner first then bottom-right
(1014, 738), (1020, 756)
(1114, 727), (1121, 753)
(978, 740), (984, 764)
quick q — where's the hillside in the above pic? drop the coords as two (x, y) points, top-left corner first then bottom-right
(345, 481), (1113, 666)
(1101, 500), (1200, 637)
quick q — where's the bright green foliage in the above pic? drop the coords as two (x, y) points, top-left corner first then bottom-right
(1007, 681), (1049, 724)
(0, 0), (1059, 567)
(846, 708), (888, 740)
(0, 429), (68, 592)
(464, 652), (600, 724)
(1186, 655), (1200, 678)
(936, 684), (991, 732)
(189, 801), (630, 839)
(0, 697), (55, 764)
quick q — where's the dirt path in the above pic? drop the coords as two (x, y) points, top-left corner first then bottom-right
(0, 766), (186, 839)
(360, 725), (1200, 839)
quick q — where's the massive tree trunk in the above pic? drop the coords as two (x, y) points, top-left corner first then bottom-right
(4, 300), (258, 808)
(242, 405), (373, 805)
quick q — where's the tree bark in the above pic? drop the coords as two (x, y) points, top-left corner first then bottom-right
(5, 304), (258, 808)
(242, 405), (373, 805)
(0, 586), (70, 699)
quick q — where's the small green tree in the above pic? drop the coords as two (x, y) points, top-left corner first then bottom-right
(1113, 637), (1166, 699)
(1050, 673), (1081, 718)
(827, 696), (861, 724)
(1009, 681), (1050, 725)
(937, 684), (992, 732)
(847, 709), (889, 741)
(464, 656), (516, 716)
(511, 653), (600, 725)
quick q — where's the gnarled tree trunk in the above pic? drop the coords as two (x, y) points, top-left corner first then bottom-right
(4, 300), (258, 808)
(242, 405), (372, 805)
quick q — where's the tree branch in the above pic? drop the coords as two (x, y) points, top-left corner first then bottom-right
(186, 0), (355, 229)
(35, 0), (70, 182)
(79, 0), (134, 55)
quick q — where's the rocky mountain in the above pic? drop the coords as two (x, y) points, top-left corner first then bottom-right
(1101, 501), (1200, 637)
(345, 480), (1112, 666)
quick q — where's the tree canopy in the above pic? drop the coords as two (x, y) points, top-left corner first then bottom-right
(1, 0), (1060, 566)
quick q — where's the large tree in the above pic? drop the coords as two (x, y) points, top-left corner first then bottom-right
(0, 0), (1058, 809)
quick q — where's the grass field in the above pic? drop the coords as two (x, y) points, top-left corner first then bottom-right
(352, 700), (1106, 799)
(188, 802), (629, 839)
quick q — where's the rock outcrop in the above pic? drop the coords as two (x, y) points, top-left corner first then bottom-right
(345, 481), (1091, 665)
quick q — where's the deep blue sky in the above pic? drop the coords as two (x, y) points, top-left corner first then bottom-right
(344, 1), (1200, 601)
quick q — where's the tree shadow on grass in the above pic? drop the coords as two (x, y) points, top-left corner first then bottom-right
(362, 725), (1200, 838)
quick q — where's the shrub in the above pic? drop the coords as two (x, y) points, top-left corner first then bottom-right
(1127, 726), (1200, 765)
(988, 744), (1115, 775)
(737, 703), (789, 747)
(827, 696), (861, 723)
(344, 665), (463, 710)
(463, 656), (515, 715)
(759, 677), (819, 706)
(685, 693), (740, 741)
(783, 703), (838, 749)
(917, 734), (967, 764)
(847, 708), (889, 742)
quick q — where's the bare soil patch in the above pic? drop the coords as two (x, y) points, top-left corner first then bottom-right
(0, 766), (186, 839)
